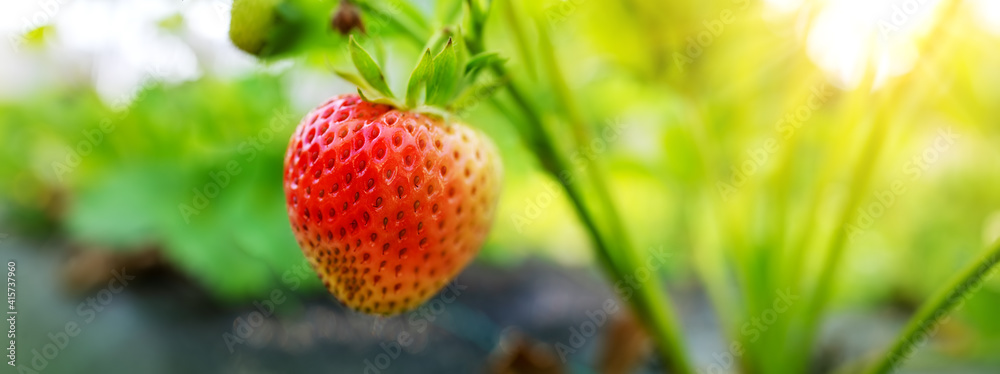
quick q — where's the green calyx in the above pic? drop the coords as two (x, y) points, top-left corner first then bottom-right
(332, 33), (507, 117)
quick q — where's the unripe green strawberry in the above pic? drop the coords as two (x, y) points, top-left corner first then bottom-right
(229, 0), (312, 57)
(283, 94), (502, 315)
(229, 0), (281, 55)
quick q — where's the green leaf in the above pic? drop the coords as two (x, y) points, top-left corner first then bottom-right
(465, 52), (506, 80)
(348, 35), (394, 97)
(67, 165), (187, 247)
(332, 68), (377, 94)
(425, 29), (455, 56)
(406, 49), (434, 108)
(426, 38), (459, 106)
(358, 88), (403, 107)
(413, 105), (453, 120)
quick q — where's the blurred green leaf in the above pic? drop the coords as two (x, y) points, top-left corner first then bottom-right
(406, 49), (434, 108)
(426, 38), (459, 106)
(349, 35), (394, 97)
(464, 51), (505, 80)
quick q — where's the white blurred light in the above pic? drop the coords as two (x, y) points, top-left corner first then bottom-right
(972, 0), (1000, 35)
(814, 0), (942, 90)
(763, 0), (806, 14)
(185, 0), (233, 42)
(59, 0), (202, 105)
(984, 211), (1000, 247)
(0, 0), (273, 106)
(763, 0), (946, 90)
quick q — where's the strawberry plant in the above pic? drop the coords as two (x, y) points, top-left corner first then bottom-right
(251, 1), (696, 371)
(2, 0), (1000, 372)
(227, 0), (1000, 373)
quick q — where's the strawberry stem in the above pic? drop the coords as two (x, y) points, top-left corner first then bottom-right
(331, 2), (696, 371)
(466, 16), (696, 374)
(785, 3), (965, 371)
(864, 239), (1000, 374)
(533, 18), (695, 373)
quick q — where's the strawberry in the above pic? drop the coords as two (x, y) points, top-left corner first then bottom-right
(283, 93), (502, 315)
(228, 0), (281, 55)
(228, 0), (339, 58)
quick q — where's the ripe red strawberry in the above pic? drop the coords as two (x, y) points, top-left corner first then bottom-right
(283, 94), (502, 315)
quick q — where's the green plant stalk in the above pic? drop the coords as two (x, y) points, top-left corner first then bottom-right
(680, 91), (767, 372)
(540, 113), (694, 374)
(498, 0), (537, 80)
(348, 1), (695, 370)
(865, 240), (1000, 374)
(466, 33), (695, 374)
(786, 114), (886, 374)
(354, 0), (427, 46)
(777, 74), (878, 374)
(755, 84), (816, 374)
(492, 61), (695, 374)
(787, 3), (963, 370)
(680, 95), (748, 368)
(689, 193), (743, 361)
(765, 73), (828, 291)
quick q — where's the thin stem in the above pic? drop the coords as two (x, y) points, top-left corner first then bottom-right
(787, 113), (885, 373)
(499, 0), (537, 80)
(789, 3), (963, 370)
(865, 240), (1000, 374)
(471, 32), (695, 374)
(361, 2), (695, 371)
(354, 0), (426, 47)
(678, 93), (746, 368)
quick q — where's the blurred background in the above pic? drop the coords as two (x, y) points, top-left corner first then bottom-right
(1, 0), (1000, 373)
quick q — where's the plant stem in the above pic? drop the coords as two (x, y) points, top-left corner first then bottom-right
(468, 33), (694, 374)
(361, 2), (695, 371)
(788, 3), (963, 370)
(354, 0), (427, 47)
(539, 23), (698, 373)
(788, 108), (885, 374)
(865, 240), (1000, 374)
(498, 0), (537, 80)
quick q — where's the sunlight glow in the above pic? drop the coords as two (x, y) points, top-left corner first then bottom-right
(973, 0), (1000, 35)
(766, 0), (946, 90)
